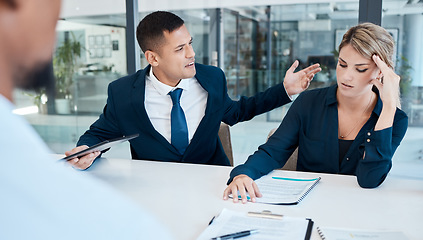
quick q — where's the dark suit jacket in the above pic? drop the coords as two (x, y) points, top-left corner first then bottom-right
(77, 63), (291, 166)
(229, 85), (408, 188)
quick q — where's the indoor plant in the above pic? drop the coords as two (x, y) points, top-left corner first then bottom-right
(53, 32), (83, 114)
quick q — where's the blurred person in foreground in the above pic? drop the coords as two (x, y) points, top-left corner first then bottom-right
(224, 23), (408, 204)
(0, 0), (172, 239)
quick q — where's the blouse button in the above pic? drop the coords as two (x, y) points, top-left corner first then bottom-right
(367, 132), (371, 136)
(367, 139), (371, 143)
(346, 157), (350, 161)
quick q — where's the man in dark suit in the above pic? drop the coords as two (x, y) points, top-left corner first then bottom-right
(65, 11), (320, 169)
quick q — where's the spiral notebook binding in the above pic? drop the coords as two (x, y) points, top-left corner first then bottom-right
(317, 227), (326, 240)
(297, 177), (321, 203)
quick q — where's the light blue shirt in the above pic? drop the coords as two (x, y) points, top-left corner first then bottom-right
(0, 95), (172, 240)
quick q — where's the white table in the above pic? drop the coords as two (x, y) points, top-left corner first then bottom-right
(85, 158), (423, 240)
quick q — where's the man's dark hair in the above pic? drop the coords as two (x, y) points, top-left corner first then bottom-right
(136, 11), (184, 53)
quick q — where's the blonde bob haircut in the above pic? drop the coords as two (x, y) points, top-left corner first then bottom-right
(339, 22), (395, 69)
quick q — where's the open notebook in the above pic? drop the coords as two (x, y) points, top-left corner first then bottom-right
(230, 175), (321, 205)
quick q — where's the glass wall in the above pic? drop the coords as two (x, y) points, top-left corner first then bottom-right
(381, 0), (423, 178)
(13, 1), (129, 156)
(267, 2), (359, 121)
(381, 0), (423, 126)
(222, 8), (265, 99)
(218, 2), (360, 121)
(12, 1), (423, 171)
(9, 1), (363, 153)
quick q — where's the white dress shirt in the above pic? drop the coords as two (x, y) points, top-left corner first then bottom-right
(0, 95), (172, 240)
(145, 67), (208, 144)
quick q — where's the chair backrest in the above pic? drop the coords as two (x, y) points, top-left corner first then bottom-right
(218, 122), (234, 166)
(267, 128), (297, 171)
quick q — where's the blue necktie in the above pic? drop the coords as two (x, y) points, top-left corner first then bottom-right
(169, 88), (188, 155)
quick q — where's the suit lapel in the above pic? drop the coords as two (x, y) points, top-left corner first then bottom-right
(130, 64), (222, 157)
(131, 65), (179, 154)
(184, 64), (221, 156)
(194, 64), (220, 116)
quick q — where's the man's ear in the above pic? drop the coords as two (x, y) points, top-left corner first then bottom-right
(144, 50), (159, 67)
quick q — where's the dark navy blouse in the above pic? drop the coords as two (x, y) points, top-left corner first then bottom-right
(229, 84), (408, 188)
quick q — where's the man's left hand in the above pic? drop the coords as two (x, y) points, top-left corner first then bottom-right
(283, 60), (321, 96)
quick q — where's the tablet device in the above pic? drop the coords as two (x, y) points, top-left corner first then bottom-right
(61, 134), (139, 161)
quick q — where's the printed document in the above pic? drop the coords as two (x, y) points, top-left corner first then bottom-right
(197, 208), (312, 240)
(230, 175), (321, 204)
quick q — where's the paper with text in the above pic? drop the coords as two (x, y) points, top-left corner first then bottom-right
(231, 175), (321, 204)
(197, 209), (311, 240)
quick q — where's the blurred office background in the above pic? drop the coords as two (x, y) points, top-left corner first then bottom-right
(13, 0), (423, 178)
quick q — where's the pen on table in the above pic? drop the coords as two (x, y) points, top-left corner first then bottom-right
(208, 216), (215, 225)
(211, 229), (259, 240)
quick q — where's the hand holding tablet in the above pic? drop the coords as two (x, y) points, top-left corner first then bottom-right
(63, 134), (139, 169)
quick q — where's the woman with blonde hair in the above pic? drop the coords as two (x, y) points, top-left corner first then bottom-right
(224, 22), (408, 203)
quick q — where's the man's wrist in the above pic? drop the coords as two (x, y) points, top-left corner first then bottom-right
(282, 82), (293, 101)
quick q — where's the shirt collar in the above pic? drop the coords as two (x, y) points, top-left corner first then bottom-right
(325, 84), (338, 106)
(325, 84), (383, 116)
(148, 67), (190, 96)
